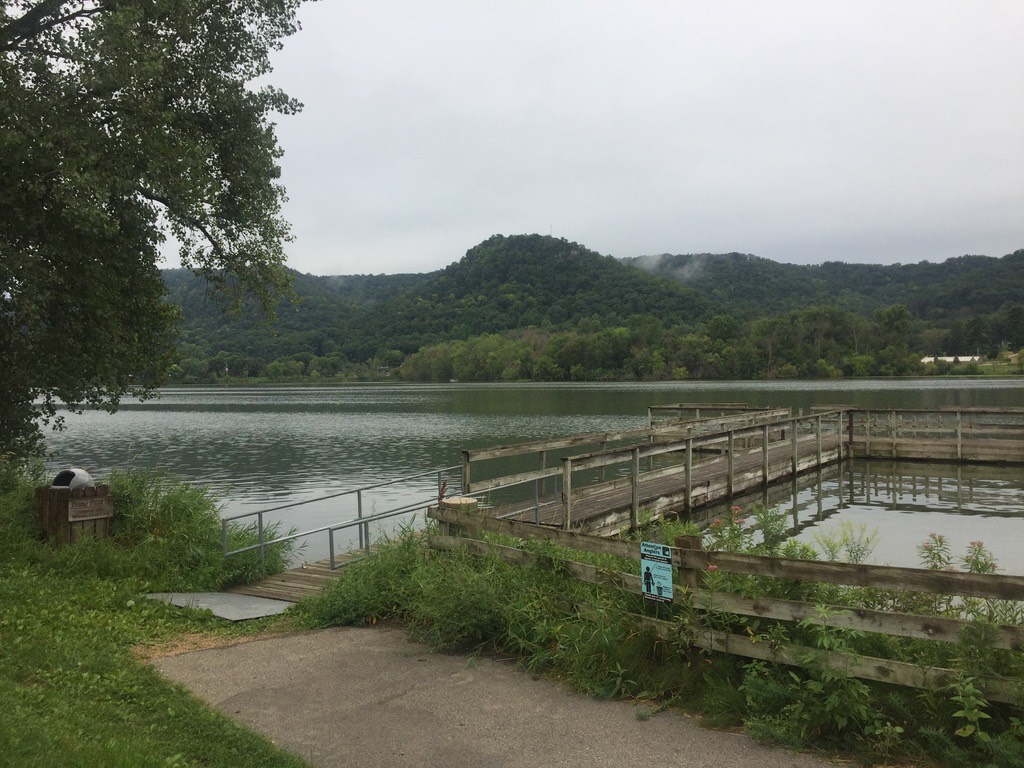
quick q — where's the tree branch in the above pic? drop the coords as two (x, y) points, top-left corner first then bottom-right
(0, 0), (106, 54)
(138, 187), (228, 260)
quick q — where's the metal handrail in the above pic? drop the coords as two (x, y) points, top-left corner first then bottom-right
(220, 464), (462, 567)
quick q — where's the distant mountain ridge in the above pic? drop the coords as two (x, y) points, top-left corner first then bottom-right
(620, 251), (1024, 320)
(162, 235), (1024, 377)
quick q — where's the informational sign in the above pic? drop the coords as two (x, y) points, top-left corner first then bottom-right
(640, 541), (673, 604)
(67, 496), (114, 522)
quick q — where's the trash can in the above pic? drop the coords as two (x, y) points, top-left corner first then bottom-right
(35, 468), (113, 545)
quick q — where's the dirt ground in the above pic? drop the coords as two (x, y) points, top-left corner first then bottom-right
(152, 623), (849, 768)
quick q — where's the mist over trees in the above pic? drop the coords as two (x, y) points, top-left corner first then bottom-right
(165, 235), (1024, 385)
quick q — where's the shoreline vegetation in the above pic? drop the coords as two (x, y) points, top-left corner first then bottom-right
(3, 459), (1023, 766)
(0, 464), (305, 768)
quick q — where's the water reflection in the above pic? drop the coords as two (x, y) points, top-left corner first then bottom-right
(711, 459), (1024, 574)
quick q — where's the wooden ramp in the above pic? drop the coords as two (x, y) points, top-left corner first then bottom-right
(228, 550), (366, 603)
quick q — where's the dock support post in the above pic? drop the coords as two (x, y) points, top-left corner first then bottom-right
(956, 411), (963, 461)
(727, 432), (735, 497)
(815, 415), (822, 466)
(866, 410), (872, 457)
(685, 439), (693, 515)
(562, 459), (573, 530)
(539, 450), (547, 497)
(762, 424), (769, 487)
(630, 448), (640, 530)
(791, 419), (798, 474)
(847, 411), (854, 458)
(891, 410), (897, 458)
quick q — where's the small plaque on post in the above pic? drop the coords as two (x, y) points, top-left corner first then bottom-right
(67, 496), (114, 522)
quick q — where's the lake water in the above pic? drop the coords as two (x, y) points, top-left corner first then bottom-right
(43, 379), (1024, 571)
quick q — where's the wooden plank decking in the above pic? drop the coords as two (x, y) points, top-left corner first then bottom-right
(228, 549), (367, 603)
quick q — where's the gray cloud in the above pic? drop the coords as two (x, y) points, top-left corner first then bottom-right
(233, 0), (1024, 275)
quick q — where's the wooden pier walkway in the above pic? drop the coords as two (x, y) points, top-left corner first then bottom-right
(498, 430), (843, 534)
(461, 404), (1024, 537)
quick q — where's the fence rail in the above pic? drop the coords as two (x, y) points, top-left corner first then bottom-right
(428, 505), (1024, 705)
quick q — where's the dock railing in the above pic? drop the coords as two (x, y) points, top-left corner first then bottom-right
(847, 407), (1024, 464)
(559, 410), (848, 530)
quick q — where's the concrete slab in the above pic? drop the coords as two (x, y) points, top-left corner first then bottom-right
(147, 592), (293, 621)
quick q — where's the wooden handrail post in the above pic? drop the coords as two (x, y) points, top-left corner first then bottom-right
(762, 424), (769, 487)
(727, 431), (735, 497)
(956, 411), (963, 461)
(815, 414), (823, 466)
(685, 438), (693, 515)
(630, 448), (640, 530)
(791, 419), (798, 473)
(461, 450), (471, 494)
(562, 458), (573, 530)
(674, 534), (704, 590)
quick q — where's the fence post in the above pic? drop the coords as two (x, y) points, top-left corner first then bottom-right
(357, 489), (364, 550)
(562, 458), (573, 530)
(674, 535), (704, 590)
(258, 510), (265, 567)
(461, 450), (471, 494)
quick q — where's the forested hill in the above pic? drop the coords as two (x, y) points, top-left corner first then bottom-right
(163, 235), (1024, 382)
(622, 251), (1024, 321)
(342, 235), (709, 358)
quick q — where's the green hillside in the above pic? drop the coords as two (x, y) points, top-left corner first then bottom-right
(622, 251), (1024, 321)
(162, 236), (1024, 383)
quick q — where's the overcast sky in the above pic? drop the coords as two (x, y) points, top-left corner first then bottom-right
(249, 1), (1023, 276)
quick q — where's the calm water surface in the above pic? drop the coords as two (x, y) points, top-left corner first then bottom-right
(43, 379), (1024, 569)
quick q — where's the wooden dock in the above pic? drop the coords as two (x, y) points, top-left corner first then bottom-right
(225, 404), (1024, 599)
(462, 404), (1024, 537)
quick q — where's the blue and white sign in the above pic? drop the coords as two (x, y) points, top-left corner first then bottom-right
(640, 541), (673, 604)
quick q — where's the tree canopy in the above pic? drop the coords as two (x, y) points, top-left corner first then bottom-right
(1, 0), (302, 455)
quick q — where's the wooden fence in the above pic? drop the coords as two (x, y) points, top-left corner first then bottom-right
(428, 504), (1024, 705)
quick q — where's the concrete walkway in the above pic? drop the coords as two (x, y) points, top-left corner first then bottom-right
(153, 624), (845, 768)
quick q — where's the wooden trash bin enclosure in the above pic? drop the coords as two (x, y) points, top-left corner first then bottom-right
(34, 476), (113, 545)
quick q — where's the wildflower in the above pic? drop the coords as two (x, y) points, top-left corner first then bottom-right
(736, 518), (747, 525)
(710, 519), (722, 528)
(730, 506), (741, 513)
(707, 564), (719, 572)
